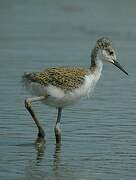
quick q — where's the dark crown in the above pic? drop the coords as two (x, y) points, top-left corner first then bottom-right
(96, 37), (112, 49)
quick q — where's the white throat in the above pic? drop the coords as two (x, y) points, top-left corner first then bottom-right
(94, 57), (103, 77)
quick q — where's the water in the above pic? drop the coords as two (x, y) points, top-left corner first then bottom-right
(0, 0), (136, 179)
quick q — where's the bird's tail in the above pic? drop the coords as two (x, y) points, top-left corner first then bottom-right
(22, 72), (34, 87)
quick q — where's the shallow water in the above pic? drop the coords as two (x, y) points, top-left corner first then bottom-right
(0, 0), (136, 179)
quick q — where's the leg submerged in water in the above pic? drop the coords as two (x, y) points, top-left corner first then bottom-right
(54, 107), (62, 144)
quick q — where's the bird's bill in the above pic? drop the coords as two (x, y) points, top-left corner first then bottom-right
(111, 60), (128, 75)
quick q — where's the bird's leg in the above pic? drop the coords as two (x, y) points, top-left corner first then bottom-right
(54, 107), (62, 144)
(24, 96), (46, 138)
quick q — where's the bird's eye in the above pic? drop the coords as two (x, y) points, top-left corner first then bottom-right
(109, 51), (114, 55)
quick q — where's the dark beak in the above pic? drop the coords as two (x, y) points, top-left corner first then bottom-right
(112, 60), (128, 75)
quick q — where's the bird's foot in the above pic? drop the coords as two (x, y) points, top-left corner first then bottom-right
(36, 128), (45, 150)
(38, 128), (45, 138)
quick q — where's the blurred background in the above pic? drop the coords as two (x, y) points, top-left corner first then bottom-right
(0, 0), (136, 180)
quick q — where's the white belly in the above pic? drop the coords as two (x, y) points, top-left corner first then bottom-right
(25, 73), (101, 108)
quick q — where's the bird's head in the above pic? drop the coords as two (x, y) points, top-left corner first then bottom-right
(95, 37), (128, 75)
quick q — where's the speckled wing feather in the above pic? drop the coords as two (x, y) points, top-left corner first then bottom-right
(23, 67), (90, 91)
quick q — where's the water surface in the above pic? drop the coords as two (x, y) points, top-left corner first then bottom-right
(0, 0), (136, 179)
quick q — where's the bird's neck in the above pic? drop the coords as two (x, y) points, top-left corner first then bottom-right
(90, 47), (103, 75)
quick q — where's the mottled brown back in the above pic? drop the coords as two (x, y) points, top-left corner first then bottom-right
(23, 67), (90, 91)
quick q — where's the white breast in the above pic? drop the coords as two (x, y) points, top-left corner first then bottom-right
(44, 72), (101, 107)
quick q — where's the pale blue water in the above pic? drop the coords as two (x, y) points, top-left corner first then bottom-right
(0, 0), (136, 179)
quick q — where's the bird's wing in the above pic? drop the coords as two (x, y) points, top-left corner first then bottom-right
(23, 67), (89, 91)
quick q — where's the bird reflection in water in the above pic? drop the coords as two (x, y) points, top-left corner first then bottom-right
(52, 143), (61, 179)
(35, 137), (61, 162)
(35, 137), (46, 162)
(25, 138), (61, 180)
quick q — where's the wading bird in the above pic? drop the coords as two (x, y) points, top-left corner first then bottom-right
(23, 37), (128, 144)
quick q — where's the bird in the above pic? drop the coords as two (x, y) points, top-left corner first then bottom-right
(22, 37), (128, 144)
